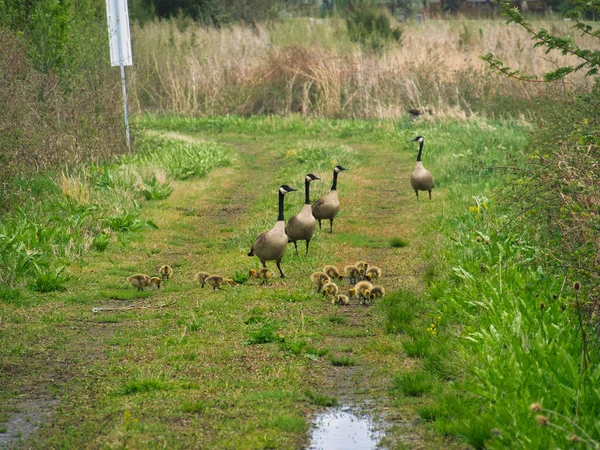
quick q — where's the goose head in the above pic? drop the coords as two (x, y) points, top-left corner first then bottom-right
(412, 136), (424, 144)
(306, 173), (321, 182)
(334, 165), (347, 173)
(279, 185), (298, 195)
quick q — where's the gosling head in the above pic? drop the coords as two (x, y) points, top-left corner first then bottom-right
(279, 185), (298, 195)
(306, 173), (321, 182)
(412, 136), (424, 144)
(249, 269), (257, 278)
(150, 277), (161, 289)
(334, 165), (347, 173)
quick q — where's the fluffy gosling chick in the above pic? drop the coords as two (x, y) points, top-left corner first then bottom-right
(150, 277), (162, 289)
(323, 265), (343, 281)
(354, 280), (373, 304)
(195, 271), (210, 288)
(332, 294), (350, 306)
(205, 275), (236, 291)
(249, 268), (274, 285)
(355, 260), (369, 278)
(159, 264), (173, 280)
(321, 282), (339, 298)
(310, 271), (331, 292)
(343, 265), (361, 285)
(370, 286), (385, 301)
(127, 274), (152, 291)
(365, 266), (382, 282)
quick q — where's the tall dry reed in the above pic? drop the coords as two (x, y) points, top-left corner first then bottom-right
(129, 18), (594, 119)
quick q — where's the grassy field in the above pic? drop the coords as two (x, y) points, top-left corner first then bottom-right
(0, 114), (533, 448)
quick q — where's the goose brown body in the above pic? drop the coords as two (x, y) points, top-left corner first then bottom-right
(410, 136), (435, 200)
(286, 174), (320, 255)
(248, 185), (297, 277)
(312, 166), (347, 233)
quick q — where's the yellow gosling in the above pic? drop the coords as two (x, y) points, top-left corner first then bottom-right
(365, 266), (382, 282)
(159, 264), (173, 280)
(332, 294), (350, 306)
(150, 277), (162, 289)
(323, 265), (343, 280)
(355, 280), (374, 304)
(127, 274), (152, 291)
(249, 268), (274, 285)
(195, 271), (210, 288)
(310, 271), (331, 292)
(343, 265), (361, 284)
(370, 285), (385, 301)
(355, 260), (369, 276)
(321, 282), (339, 298)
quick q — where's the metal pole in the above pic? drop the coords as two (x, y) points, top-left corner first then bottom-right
(114, 0), (130, 150)
(119, 62), (131, 150)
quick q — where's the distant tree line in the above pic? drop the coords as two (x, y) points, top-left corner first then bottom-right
(127, 0), (582, 23)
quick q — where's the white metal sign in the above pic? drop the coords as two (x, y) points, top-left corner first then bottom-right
(106, 0), (132, 66)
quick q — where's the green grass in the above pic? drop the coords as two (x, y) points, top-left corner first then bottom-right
(0, 114), (552, 450)
(392, 371), (434, 397)
(389, 237), (409, 248)
(329, 355), (357, 366)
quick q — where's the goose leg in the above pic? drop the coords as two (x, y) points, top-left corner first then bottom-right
(293, 241), (299, 256)
(261, 260), (267, 269)
(329, 219), (334, 233)
(276, 259), (285, 278)
(415, 190), (419, 201)
(318, 219), (322, 230)
(428, 190), (432, 200)
(305, 240), (310, 256)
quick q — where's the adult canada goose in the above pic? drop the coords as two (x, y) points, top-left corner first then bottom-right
(411, 136), (435, 200)
(195, 271), (210, 288)
(248, 185), (298, 278)
(312, 165), (347, 233)
(205, 275), (235, 291)
(159, 265), (173, 280)
(321, 282), (339, 298)
(323, 265), (343, 281)
(249, 268), (274, 285)
(310, 271), (331, 292)
(365, 266), (382, 282)
(343, 265), (361, 285)
(286, 173), (320, 256)
(332, 294), (350, 306)
(127, 274), (152, 291)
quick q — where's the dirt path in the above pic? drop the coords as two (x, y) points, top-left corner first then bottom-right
(0, 126), (452, 449)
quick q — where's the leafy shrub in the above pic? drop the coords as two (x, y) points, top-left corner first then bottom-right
(31, 264), (69, 293)
(127, 136), (233, 180)
(346, 6), (402, 51)
(141, 174), (174, 200)
(246, 321), (284, 345)
(104, 210), (158, 232)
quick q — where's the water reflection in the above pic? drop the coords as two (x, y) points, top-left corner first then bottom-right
(309, 407), (383, 450)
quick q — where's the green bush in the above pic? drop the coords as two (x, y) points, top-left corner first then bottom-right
(346, 6), (402, 51)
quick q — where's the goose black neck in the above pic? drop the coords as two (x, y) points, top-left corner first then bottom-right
(304, 178), (311, 204)
(277, 190), (285, 221)
(416, 141), (424, 162)
(331, 170), (339, 191)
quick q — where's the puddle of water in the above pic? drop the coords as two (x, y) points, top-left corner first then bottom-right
(309, 407), (384, 450)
